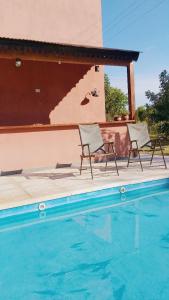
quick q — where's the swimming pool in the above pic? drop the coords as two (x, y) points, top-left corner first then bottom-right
(1, 178), (169, 300)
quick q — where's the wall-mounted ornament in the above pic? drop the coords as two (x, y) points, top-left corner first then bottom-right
(15, 58), (22, 68)
(91, 88), (100, 97)
(95, 65), (100, 72)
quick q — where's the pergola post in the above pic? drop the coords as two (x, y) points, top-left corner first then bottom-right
(127, 62), (135, 120)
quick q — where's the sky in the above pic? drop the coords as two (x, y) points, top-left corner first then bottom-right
(101, 0), (169, 107)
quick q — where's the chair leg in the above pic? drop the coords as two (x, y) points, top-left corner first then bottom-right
(127, 150), (131, 168)
(150, 147), (155, 166)
(89, 155), (93, 179)
(138, 150), (143, 171)
(80, 156), (83, 175)
(111, 145), (119, 176)
(114, 153), (119, 176)
(105, 156), (108, 171)
(159, 142), (167, 169)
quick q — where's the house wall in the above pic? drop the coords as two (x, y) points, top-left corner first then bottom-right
(0, 58), (105, 126)
(0, 125), (129, 171)
(0, 0), (129, 172)
(0, 0), (105, 126)
(0, 0), (102, 46)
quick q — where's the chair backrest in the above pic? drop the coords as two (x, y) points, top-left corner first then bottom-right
(127, 123), (150, 148)
(79, 124), (104, 153)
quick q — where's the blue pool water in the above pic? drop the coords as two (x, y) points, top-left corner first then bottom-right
(1, 179), (169, 299)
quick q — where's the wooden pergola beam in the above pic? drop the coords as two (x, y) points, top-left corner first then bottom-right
(127, 62), (135, 120)
(0, 50), (131, 67)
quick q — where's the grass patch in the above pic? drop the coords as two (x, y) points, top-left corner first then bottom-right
(158, 145), (169, 156)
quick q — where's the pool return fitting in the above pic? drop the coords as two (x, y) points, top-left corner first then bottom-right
(38, 203), (46, 211)
(119, 187), (126, 194)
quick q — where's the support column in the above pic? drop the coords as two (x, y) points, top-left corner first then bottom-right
(127, 62), (135, 120)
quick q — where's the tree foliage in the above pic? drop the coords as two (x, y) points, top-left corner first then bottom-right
(136, 106), (147, 122)
(145, 70), (169, 122)
(145, 70), (169, 136)
(104, 74), (128, 120)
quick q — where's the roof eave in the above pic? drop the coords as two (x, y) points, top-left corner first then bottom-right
(0, 37), (140, 65)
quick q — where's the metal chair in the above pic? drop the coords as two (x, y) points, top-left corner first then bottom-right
(78, 124), (119, 179)
(127, 123), (167, 170)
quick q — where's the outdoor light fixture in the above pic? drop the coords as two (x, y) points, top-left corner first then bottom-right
(15, 58), (22, 68)
(91, 88), (100, 97)
(84, 89), (100, 99)
(95, 65), (100, 72)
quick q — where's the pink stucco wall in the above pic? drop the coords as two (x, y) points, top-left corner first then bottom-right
(0, 125), (129, 171)
(0, 0), (102, 47)
(0, 1), (129, 172)
(0, 58), (105, 126)
(0, 0), (105, 126)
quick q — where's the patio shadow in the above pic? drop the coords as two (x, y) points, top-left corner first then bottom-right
(24, 172), (75, 180)
(0, 59), (91, 126)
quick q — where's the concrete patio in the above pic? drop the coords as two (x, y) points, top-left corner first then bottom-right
(0, 156), (169, 211)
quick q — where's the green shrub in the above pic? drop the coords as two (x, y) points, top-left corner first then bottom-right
(152, 121), (169, 138)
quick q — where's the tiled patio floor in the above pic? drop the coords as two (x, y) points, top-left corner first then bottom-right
(0, 157), (169, 210)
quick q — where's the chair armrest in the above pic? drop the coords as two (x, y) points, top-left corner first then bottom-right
(130, 139), (139, 149)
(103, 141), (115, 154)
(149, 136), (165, 149)
(79, 143), (91, 155)
(78, 143), (90, 147)
(150, 136), (164, 142)
(104, 141), (114, 145)
(131, 139), (138, 143)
